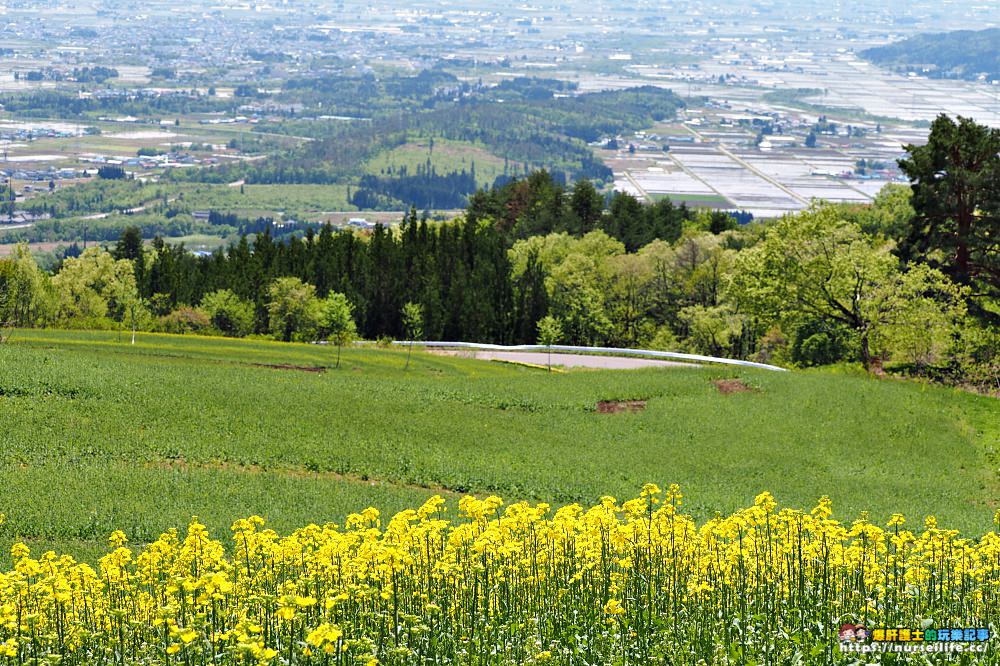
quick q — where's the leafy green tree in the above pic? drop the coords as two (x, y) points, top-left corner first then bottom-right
(898, 114), (1000, 317)
(320, 292), (358, 368)
(678, 304), (746, 357)
(120, 284), (144, 345)
(605, 253), (653, 347)
(858, 184), (915, 239)
(267, 277), (320, 342)
(645, 197), (685, 244)
(789, 319), (853, 367)
(873, 264), (967, 371)
(402, 301), (424, 370)
(728, 206), (966, 370)
(0, 244), (51, 339)
(200, 289), (254, 337)
(51, 247), (138, 325)
(638, 233), (737, 335)
(536, 314), (563, 371)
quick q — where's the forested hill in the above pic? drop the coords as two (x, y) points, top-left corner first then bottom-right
(862, 29), (1000, 81)
(165, 83), (683, 192)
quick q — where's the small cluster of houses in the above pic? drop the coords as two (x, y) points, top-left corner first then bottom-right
(0, 125), (85, 142)
(79, 152), (219, 170)
(1, 166), (80, 184)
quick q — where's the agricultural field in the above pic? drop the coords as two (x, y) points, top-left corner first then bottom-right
(0, 329), (996, 565)
(0, 115), (249, 167)
(175, 183), (354, 218)
(601, 110), (912, 219)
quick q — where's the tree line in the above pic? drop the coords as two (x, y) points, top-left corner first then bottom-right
(2, 115), (998, 390)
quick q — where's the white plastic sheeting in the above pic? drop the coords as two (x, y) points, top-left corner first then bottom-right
(392, 341), (788, 372)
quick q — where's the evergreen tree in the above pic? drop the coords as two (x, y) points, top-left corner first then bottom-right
(898, 114), (1000, 320)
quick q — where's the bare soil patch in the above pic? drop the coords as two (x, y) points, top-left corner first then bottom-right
(253, 363), (326, 373)
(146, 458), (458, 495)
(714, 379), (756, 394)
(596, 399), (647, 413)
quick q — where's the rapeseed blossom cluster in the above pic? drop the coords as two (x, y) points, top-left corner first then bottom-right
(0, 487), (998, 664)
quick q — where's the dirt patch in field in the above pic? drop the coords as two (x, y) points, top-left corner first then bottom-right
(146, 458), (459, 495)
(253, 363), (326, 373)
(596, 399), (647, 413)
(713, 379), (756, 394)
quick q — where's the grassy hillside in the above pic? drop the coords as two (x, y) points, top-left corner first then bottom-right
(364, 138), (510, 189)
(0, 329), (997, 562)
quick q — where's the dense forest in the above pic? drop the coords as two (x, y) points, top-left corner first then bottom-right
(3, 115), (999, 391)
(351, 165), (478, 210)
(862, 28), (1000, 81)
(0, 89), (232, 119)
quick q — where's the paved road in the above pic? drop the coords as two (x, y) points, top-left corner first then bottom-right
(431, 350), (698, 369)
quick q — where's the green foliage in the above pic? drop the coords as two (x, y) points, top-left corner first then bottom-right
(790, 319), (853, 367)
(470, 173), (691, 247)
(728, 205), (966, 369)
(898, 114), (1000, 319)
(50, 247), (140, 325)
(536, 313), (563, 372)
(536, 315), (562, 347)
(855, 183), (915, 238)
(157, 306), (211, 335)
(199, 289), (254, 337)
(0, 245), (52, 331)
(267, 277), (320, 342)
(401, 301), (424, 369)
(1, 88), (231, 119)
(7, 169), (992, 386)
(184, 85), (683, 188)
(677, 304), (746, 358)
(319, 292), (358, 367)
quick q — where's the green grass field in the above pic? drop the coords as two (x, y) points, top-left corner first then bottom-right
(177, 183), (354, 215)
(0, 329), (997, 563)
(364, 138), (510, 188)
(161, 233), (237, 251)
(650, 192), (733, 207)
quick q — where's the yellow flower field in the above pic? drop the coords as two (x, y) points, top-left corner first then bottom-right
(1, 486), (998, 664)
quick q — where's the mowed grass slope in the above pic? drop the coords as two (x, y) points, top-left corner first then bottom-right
(364, 138), (510, 188)
(0, 329), (997, 562)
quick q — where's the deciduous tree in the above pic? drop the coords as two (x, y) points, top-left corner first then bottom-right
(267, 277), (320, 342)
(728, 206), (965, 370)
(320, 292), (358, 368)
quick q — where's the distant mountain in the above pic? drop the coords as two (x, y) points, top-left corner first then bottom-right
(862, 28), (1000, 82)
